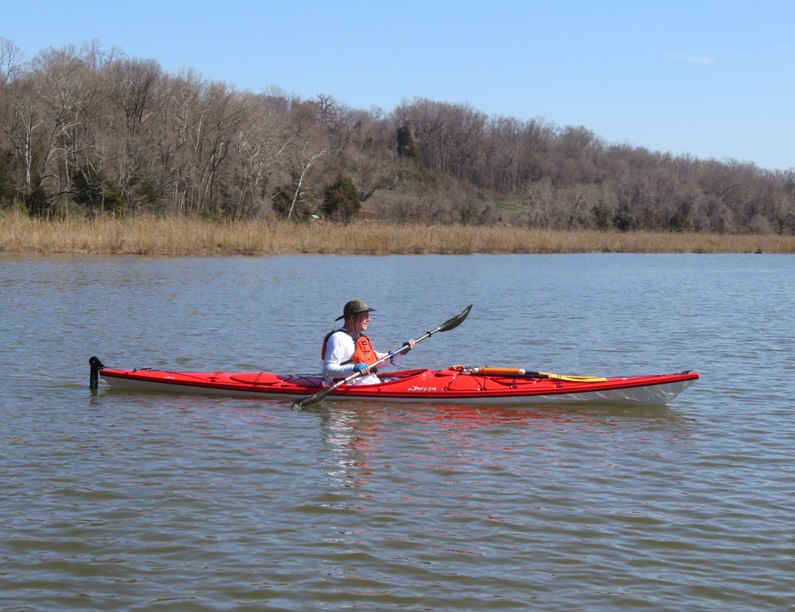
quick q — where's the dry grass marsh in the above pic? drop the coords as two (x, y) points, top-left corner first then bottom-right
(2, 214), (794, 256)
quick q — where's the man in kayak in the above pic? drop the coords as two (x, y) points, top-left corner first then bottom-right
(322, 299), (416, 385)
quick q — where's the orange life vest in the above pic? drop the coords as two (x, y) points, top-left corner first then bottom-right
(352, 334), (379, 366)
(322, 331), (379, 366)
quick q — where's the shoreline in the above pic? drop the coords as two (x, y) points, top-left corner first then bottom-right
(2, 215), (794, 255)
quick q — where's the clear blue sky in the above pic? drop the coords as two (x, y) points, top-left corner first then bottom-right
(3, 0), (793, 171)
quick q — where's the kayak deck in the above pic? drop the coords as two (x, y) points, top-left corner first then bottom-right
(92, 358), (699, 406)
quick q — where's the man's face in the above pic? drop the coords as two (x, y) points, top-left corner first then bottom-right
(352, 311), (370, 334)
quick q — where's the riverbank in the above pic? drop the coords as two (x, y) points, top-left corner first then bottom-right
(2, 214), (794, 255)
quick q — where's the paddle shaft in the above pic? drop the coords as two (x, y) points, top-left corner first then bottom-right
(452, 365), (606, 383)
(453, 366), (546, 377)
(292, 305), (472, 409)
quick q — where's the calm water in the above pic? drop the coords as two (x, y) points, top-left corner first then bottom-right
(1, 253), (793, 610)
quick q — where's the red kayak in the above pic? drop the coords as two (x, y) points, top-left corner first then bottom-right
(91, 358), (699, 406)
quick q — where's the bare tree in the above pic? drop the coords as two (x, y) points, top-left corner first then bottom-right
(286, 143), (326, 221)
(0, 37), (24, 84)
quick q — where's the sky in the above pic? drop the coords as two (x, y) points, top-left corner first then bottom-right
(2, 0), (794, 171)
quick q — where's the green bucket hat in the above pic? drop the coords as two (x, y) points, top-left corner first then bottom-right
(336, 299), (375, 321)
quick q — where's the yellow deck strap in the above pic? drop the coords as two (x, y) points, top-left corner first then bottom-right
(539, 371), (608, 383)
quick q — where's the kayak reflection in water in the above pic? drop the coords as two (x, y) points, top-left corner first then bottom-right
(322, 299), (416, 385)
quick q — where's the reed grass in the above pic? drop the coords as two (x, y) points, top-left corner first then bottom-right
(2, 213), (794, 255)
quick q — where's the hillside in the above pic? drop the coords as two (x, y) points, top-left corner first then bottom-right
(1, 40), (793, 235)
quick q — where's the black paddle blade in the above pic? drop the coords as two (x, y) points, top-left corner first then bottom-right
(291, 393), (325, 411)
(437, 304), (472, 333)
(292, 385), (331, 410)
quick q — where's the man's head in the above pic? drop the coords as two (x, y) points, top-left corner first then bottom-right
(337, 299), (375, 334)
(336, 299), (375, 321)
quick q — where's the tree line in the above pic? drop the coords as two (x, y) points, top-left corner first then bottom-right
(1, 38), (793, 234)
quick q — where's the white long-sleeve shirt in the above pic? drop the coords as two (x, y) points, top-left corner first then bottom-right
(322, 329), (405, 385)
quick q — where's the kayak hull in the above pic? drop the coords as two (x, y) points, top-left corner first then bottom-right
(95, 362), (699, 406)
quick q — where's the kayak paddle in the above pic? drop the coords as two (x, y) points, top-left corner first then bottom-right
(292, 304), (473, 410)
(450, 365), (607, 383)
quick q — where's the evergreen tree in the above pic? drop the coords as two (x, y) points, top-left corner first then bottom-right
(323, 175), (361, 222)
